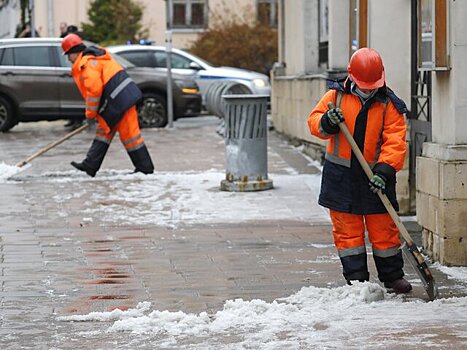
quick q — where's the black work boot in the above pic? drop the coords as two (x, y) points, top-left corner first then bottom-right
(384, 278), (413, 294)
(71, 161), (97, 177)
(71, 139), (110, 177)
(128, 144), (154, 174)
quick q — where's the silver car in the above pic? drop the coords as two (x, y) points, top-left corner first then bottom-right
(107, 45), (271, 105)
(0, 38), (202, 131)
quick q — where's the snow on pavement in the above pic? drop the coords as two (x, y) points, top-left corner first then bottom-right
(57, 282), (467, 349)
(37, 170), (331, 227)
(4, 162), (467, 348)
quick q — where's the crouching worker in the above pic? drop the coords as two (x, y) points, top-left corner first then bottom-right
(307, 48), (412, 294)
(61, 33), (154, 177)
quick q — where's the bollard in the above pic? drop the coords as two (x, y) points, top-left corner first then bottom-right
(220, 94), (273, 192)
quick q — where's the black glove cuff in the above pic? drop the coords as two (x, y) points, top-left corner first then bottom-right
(373, 173), (387, 182)
(373, 162), (395, 181)
(320, 111), (340, 135)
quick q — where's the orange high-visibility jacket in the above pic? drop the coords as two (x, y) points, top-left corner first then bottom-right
(72, 48), (122, 125)
(307, 81), (408, 214)
(71, 46), (142, 133)
(308, 89), (406, 172)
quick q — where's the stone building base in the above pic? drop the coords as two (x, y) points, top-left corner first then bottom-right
(416, 143), (467, 266)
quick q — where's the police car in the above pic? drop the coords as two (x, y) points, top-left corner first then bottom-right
(107, 44), (271, 105)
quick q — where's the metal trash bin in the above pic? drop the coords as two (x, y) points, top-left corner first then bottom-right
(220, 94), (273, 192)
(205, 81), (253, 136)
(205, 80), (252, 118)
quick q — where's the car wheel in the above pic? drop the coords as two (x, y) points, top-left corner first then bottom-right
(0, 96), (17, 132)
(137, 93), (167, 128)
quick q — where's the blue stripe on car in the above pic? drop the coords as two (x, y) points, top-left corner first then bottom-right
(199, 75), (252, 82)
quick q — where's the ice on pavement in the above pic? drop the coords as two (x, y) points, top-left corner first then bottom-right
(57, 282), (467, 349)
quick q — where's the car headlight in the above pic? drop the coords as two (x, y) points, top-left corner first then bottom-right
(174, 79), (199, 94)
(253, 78), (267, 88)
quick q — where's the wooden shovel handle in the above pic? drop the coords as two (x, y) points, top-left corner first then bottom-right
(16, 124), (88, 168)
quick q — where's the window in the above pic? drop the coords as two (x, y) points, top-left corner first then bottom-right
(349, 0), (368, 56)
(0, 48), (13, 65)
(153, 51), (193, 69)
(0, 46), (51, 66)
(154, 51), (167, 67)
(418, 0), (449, 70)
(58, 48), (72, 68)
(119, 51), (155, 67)
(257, 0), (278, 28)
(171, 0), (208, 29)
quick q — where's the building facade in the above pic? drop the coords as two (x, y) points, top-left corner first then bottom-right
(271, 0), (466, 266)
(0, 0), (278, 49)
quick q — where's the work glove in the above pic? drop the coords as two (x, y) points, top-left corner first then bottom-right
(86, 118), (97, 128)
(369, 173), (387, 193)
(325, 107), (345, 126)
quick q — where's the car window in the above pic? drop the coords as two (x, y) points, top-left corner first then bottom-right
(58, 50), (72, 68)
(172, 53), (194, 69)
(1, 46), (52, 67)
(119, 51), (154, 67)
(110, 53), (134, 69)
(153, 51), (193, 69)
(0, 47), (13, 65)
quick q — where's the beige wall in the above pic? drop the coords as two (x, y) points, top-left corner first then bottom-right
(31, 0), (256, 49)
(34, 0), (89, 37)
(282, 0), (319, 76)
(367, 0), (411, 105)
(271, 74), (327, 144)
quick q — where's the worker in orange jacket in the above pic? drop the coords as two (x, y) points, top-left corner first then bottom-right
(308, 48), (412, 294)
(61, 33), (154, 177)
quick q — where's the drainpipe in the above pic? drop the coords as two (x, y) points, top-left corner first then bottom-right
(47, 0), (54, 36)
(272, 0), (286, 77)
(29, 0), (35, 37)
(165, 0), (174, 128)
(280, 0), (285, 64)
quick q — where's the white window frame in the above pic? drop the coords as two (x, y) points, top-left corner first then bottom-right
(418, 0), (450, 71)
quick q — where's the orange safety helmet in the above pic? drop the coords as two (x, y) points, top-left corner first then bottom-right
(61, 33), (83, 55)
(347, 48), (385, 90)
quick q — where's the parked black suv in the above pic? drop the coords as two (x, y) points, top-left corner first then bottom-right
(0, 38), (202, 132)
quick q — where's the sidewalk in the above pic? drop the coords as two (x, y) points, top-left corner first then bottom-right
(0, 116), (466, 349)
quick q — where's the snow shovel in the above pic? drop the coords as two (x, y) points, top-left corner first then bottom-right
(327, 102), (438, 301)
(15, 123), (88, 169)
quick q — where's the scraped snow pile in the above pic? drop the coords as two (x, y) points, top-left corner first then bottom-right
(0, 162), (28, 182)
(57, 282), (467, 349)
